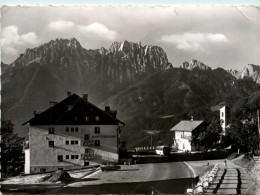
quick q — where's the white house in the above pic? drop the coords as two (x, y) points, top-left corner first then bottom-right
(170, 119), (208, 152)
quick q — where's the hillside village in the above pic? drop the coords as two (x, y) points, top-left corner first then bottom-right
(1, 88), (260, 194)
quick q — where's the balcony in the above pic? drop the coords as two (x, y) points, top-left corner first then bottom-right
(81, 153), (95, 160)
(81, 140), (94, 146)
(180, 135), (191, 140)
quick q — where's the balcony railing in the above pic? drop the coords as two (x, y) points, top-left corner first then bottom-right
(181, 135), (191, 140)
(81, 140), (94, 146)
(81, 153), (95, 160)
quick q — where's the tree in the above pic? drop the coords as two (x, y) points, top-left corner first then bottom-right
(119, 140), (127, 151)
(192, 119), (222, 152)
(228, 106), (259, 152)
(202, 119), (223, 151)
(1, 120), (24, 178)
(119, 140), (128, 158)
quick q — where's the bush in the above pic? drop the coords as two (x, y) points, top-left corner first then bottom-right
(1, 120), (24, 178)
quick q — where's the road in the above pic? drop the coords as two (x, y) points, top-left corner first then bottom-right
(0, 162), (195, 194)
(53, 162), (195, 194)
(67, 161), (194, 186)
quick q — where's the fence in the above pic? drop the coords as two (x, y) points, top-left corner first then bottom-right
(186, 163), (219, 194)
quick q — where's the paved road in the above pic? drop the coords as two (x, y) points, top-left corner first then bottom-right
(0, 162), (195, 194)
(205, 160), (254, 194)
(56, 162), (195, 194)
(67, 162), (193, 186)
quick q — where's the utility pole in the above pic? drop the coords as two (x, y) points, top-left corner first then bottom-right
(151, 133), (153, 148)
(143, 130), (160, 148)
(257, 109), (260, 152)
(257, 109), (260, 136)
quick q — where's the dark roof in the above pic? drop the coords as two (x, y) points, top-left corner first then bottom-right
(23, 94), (124, 126)
(170, 120), (204, 132)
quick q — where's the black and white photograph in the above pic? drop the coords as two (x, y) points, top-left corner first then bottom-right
(0, 5), (260, 194)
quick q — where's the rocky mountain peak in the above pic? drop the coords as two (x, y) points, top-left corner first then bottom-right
(10, 38), (84, 68)
(182, 59), (212, 71)
(226, 64), (260, 83)
(226, 69), (239, 78)
(239, 64), (260, 83)
(118, 40), (134, 53)
(106, 40), (171, 75)
(109, 40), (136, 54)
(99, 47), (107, 55)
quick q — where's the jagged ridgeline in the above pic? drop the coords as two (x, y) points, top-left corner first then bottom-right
(2, 38), (260, 147)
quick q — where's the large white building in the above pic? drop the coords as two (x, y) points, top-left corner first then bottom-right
(23, 92), (124, 174)
(170, 119), (208, 152)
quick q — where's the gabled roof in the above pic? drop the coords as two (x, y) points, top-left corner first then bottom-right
(170, 120), (204, 132)
(23, 93), (124, 126)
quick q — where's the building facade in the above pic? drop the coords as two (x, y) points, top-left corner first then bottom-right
(220, 106), (230, 136)
(170, 120), (208, 152)
(23, 92), (124, 174)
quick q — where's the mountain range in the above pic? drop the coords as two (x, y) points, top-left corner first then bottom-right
(2, 38), (260, 147)
(228, 64), (260, 84)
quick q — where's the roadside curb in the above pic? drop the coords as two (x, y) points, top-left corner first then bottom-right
(183, 162), (196, 178)
(82, 167), (101, 179)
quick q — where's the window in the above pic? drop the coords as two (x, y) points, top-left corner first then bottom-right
(49, 127), (54, 134)
(95, 116), (100, 121)
(71, 140), (75, 145)
(66, 127), (69, 132)
(222, 112), (224, 117)
(71, 127), (74, 132)
(94, 140), (100, 146)
(57, 155), (63, 162)
(95, 127), (100, 134)
(75, 127), (79, 132)
(85, 116), (89, 121)
(70, 155), (78, 159)
(84, 161), (90, 166)
(49, 141), (54, 147)
(40, 168), (46, 172)
(66, 140), (69, 145)
(84, 134), (89, 140)
(75, 140), (78, 145)
(66, 155), (69, 159)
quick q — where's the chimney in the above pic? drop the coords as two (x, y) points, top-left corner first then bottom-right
(82, 94), (88, 101)
(67, 91), (72, 97)
(105, 106), (110, 112)
(34, 110), (43, 116)
(191, 116), (193, 122)
(49, 101), (57, 107)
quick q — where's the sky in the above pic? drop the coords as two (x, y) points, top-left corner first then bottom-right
(1, 6), (260, 70)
